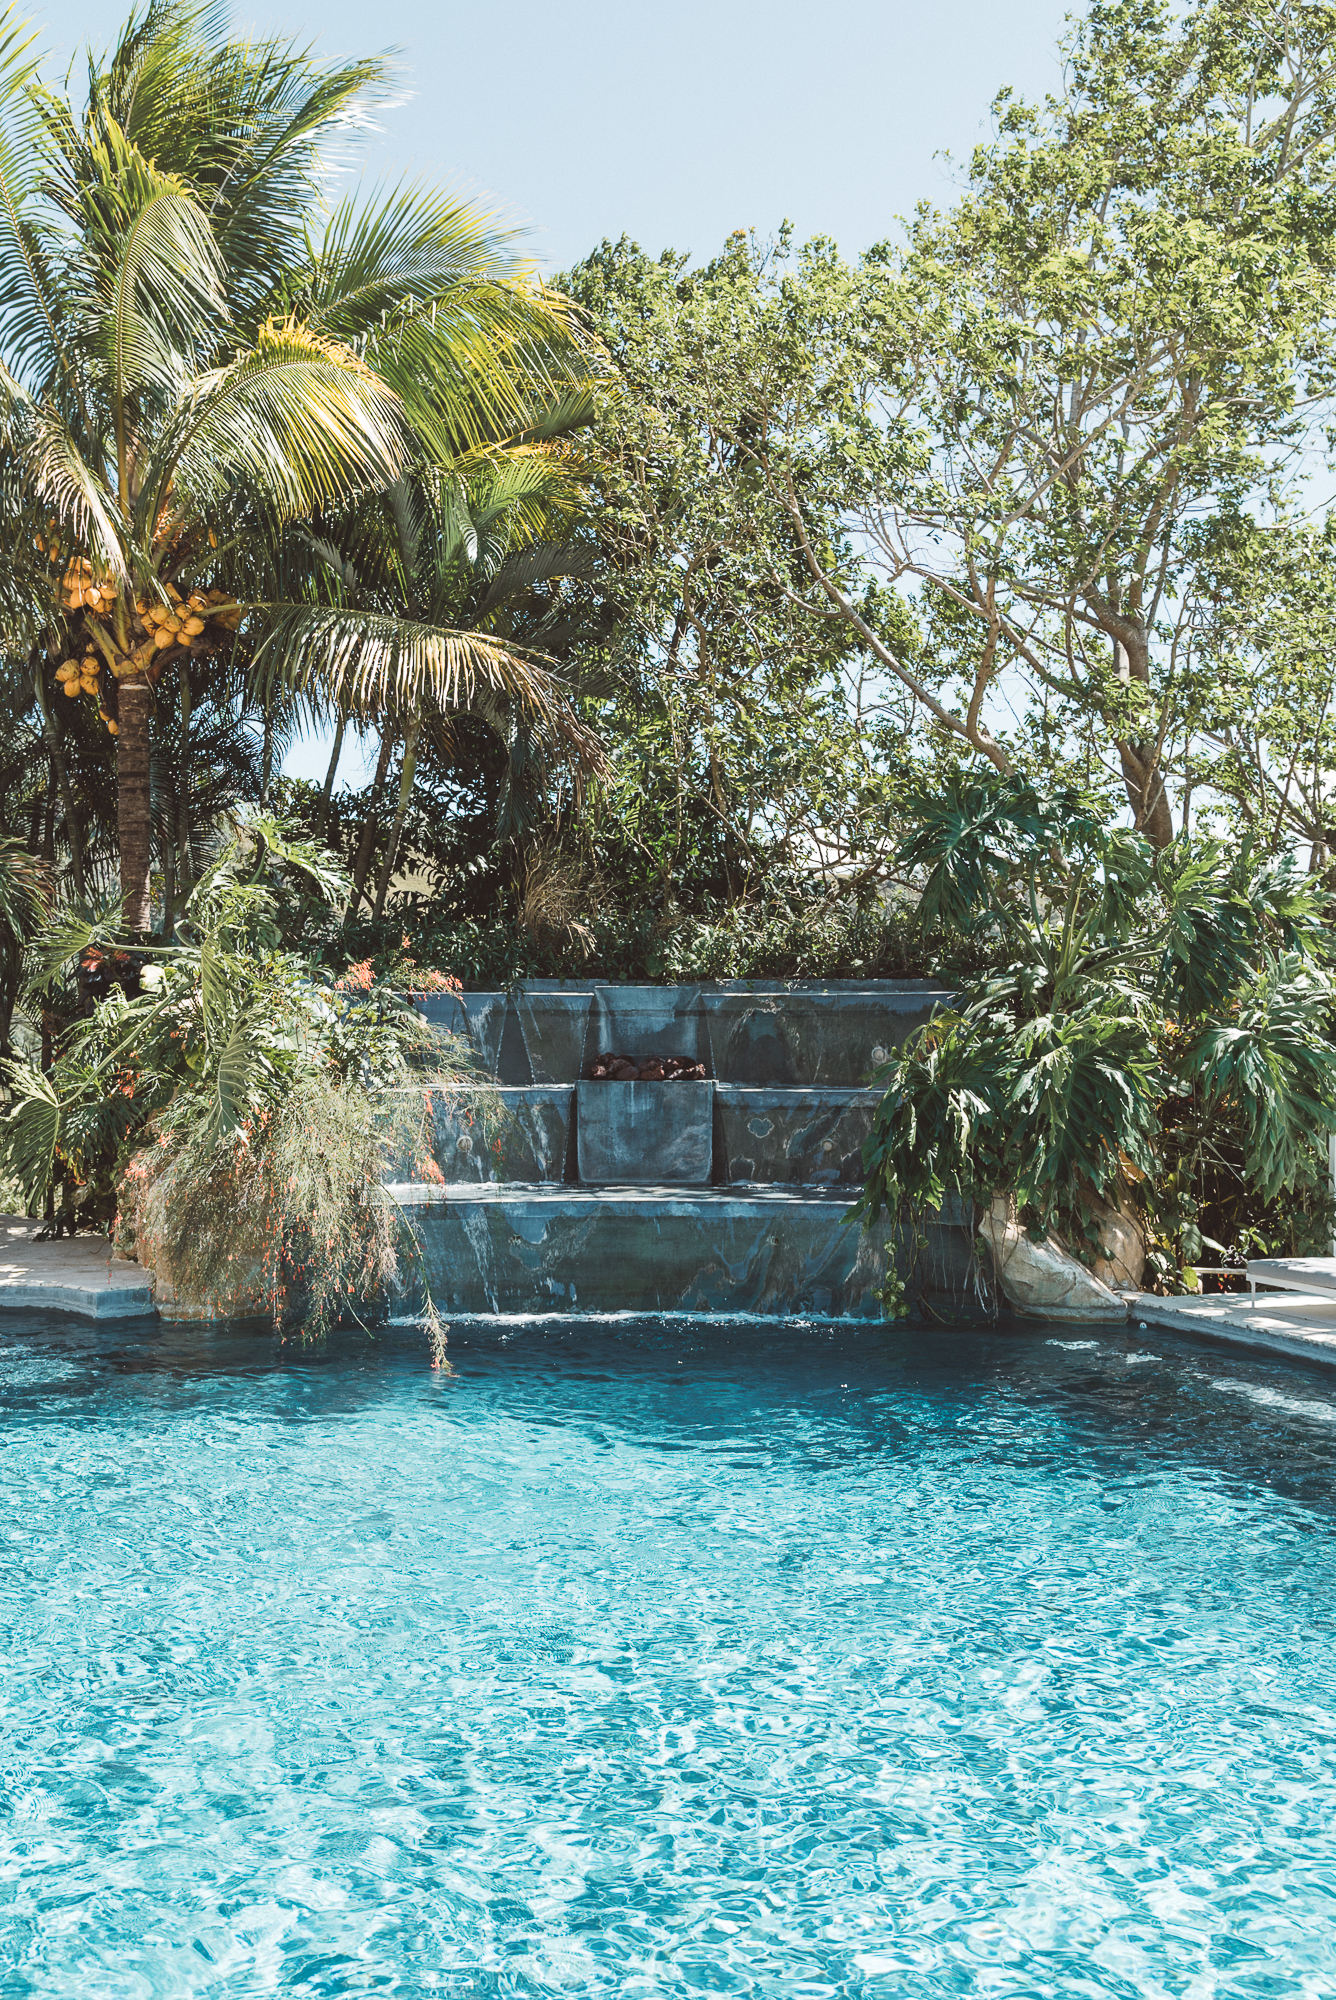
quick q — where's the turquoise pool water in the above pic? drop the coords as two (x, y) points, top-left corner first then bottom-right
(1, 1313), (1334, 1997)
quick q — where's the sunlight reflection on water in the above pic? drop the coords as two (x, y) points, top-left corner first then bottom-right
(0, 1311), (1333, 1997)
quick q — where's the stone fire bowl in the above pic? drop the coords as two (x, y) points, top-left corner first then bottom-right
(576, 1078), (714, 1186)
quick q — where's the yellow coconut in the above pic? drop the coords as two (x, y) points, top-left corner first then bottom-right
(182, 616), (205, 637)
(107, 720), (119, 736)
(62, 680), (80, 697)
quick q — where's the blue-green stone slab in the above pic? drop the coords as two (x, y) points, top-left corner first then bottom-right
(390, 1183), (974, 1317)
(426, 1087), (572, 1183)
(588, 985), (708, 1066)
(716, 1086), (877, 1184)
(413, 992), (510, 1079)
(512, 990), (594, 1084)
(702, 988), (951, 1086)
(576, 1079), (713, 1185)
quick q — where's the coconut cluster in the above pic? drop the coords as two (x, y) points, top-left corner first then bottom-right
(47, 548), (243, 738)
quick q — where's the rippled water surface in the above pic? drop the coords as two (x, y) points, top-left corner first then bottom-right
(1, 1312), (1336, 1997)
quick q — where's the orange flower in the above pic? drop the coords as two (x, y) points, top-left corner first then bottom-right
(334, 959), (375, 992)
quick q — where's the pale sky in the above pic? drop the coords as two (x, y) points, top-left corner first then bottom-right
(42, 0), (1075, 783)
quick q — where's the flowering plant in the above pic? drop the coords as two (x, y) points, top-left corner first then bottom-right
(1, 819), (488, 1351)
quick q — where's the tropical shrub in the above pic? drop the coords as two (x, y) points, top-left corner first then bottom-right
(0, 821), (484, 1348)
(852, 775), (1336, 1288)
(332, 893), (973, 989)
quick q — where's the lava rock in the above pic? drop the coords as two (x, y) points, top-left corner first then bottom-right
(584, 1052), (709, 1082)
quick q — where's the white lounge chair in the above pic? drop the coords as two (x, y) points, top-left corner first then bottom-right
(1247, 1257), (1336, 1303)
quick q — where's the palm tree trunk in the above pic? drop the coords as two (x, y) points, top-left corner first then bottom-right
(33, 664), (85, 900)
(314, 713), (346, 841)
(373, 714), (421, 920)
(26, 780), (44, 854)
(42, 763), (56, 862)
(347, 729), (395, 918)
(118, 682), (153, 934)
(176, 663), (195, 899)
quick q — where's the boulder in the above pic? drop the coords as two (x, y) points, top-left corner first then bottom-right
(980, 1195), (1128, 1322)
(1084, 1184), (1147, 1290)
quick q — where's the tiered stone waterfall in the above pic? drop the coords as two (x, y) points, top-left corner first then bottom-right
(392, 981), (974, 1317)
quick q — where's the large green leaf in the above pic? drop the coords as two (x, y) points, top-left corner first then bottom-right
(212, 1015), (264, 1137)
(0, 7), (66, 389)
(0, 1059), (61, 1210)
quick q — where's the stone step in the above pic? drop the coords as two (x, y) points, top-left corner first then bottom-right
(384, 1182), (973, 1319)
(415, 1083), (884, 1187)
(715, 1086), (877, 1184)
(414, 981), (950, 1088)
(420, 1086), (572, 1185)
(699, 989), (945, 1087)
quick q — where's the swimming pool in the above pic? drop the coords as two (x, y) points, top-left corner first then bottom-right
(1, 1312), (1333, 1996)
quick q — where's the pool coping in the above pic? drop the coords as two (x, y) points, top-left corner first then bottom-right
(0, 1214), (154, 1319)
(1128, 1289), (1336, 1368)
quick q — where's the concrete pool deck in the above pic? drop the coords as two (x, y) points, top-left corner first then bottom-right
(1130, 1289), (1336, 1368)
(0, 1213), (154, 1318)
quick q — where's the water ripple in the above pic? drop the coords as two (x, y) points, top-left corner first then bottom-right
(0, 1313), (1332, 1995)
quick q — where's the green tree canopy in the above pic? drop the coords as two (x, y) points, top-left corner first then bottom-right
(558, 231), (915, 915)
(660, 0), (1336, 847)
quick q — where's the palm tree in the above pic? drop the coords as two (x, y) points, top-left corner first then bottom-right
(0, 1), (596, 931)
(262, 435), (606, 921)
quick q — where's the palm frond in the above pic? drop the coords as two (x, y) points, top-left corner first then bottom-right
(27, 408), (127, 575)
(0, 838), (48, 941)
(477, 539), (595, 617)
(40, 112), (230, 535)
(89, 144), (226, 420)
(0, 7), (70, 389)
(145, 318), (409, 530)
(42, 2), (389, 320)
(291, 182), (595, 451)
(0, 1058), (61, 1210)
(255, 600), (602, 765)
